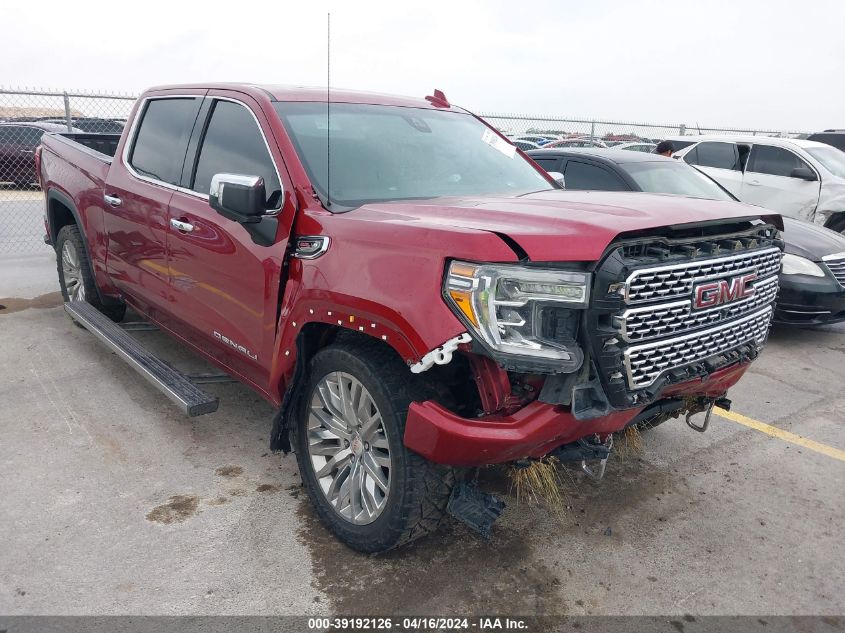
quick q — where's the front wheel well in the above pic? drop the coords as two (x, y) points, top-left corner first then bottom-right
(270, 324), (480, 452)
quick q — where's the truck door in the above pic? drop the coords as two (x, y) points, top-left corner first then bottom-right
(164, 95), (295, 388)
(741, 144), (821, 219)
(103, 95), (204, 318)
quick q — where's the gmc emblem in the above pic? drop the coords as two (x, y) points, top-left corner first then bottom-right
(693, 273), (757, 309)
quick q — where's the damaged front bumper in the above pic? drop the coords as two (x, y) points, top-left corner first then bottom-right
(403, 360), (752, 466)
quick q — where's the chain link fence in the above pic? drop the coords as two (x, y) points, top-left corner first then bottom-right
(480, 113), (808, 151)
(0, 87), (809, 254)
(0, 88), (135, 254)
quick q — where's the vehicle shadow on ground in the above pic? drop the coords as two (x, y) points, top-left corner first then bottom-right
(293, 446), (687, 617)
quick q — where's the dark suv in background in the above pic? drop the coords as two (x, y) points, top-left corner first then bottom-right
(807, 130), (845, 152)
(0, 121), (80, 187)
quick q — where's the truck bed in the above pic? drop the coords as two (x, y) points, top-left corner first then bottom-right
(50, 132), (121, 160)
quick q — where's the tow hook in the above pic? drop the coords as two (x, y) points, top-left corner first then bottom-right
(551, 434), (614, 482)
(686, 402), (714, 432)
(580, 434), (613, 481)
(685, 396), (731, 433)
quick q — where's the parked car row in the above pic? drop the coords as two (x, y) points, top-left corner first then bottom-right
(0, 117), (126, 186)
(0, 121), (84, 186)
(527, 147), (845, 326)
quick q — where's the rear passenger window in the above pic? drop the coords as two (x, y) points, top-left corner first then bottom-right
(129, 98), (200, 185)
(688, 142), (739, 170)
(746, 145), (811, 177)
(531, 157), (560, 172)
(683, 146), (699, 165)
(563, 161), (628, 191)
(191, 100), (281, 208)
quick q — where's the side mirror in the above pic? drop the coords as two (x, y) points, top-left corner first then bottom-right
(209, 173), (266, 222)
(790, 167), (817, 182)
(548, 171), (566, 188)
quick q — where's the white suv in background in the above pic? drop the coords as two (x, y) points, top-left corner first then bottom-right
(666, 135), (845, 234)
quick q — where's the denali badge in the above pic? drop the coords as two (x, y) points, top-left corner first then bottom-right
(693, 273), (757, 310)
(213, 331), (258, 360)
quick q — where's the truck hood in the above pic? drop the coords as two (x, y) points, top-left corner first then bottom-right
(354, 190), (777, 261)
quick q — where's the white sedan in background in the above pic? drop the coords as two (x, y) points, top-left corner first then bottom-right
(665, 135), (845, 234)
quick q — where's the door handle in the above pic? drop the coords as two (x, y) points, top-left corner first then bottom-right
(170, 218), (195, 233)
(104, 194), (122, 207)
(747, 179), (761, 186)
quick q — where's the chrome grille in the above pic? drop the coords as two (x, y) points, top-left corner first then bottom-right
(615, 275), (779, 342)
(624, 307), (773, 389)
(625, 247), (781, 304)
(823, 254), (845, 287)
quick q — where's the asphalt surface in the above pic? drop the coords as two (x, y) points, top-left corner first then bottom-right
(1, 252), (843, 617)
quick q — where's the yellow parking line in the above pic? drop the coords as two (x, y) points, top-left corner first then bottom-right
(715, 408), (845, 463)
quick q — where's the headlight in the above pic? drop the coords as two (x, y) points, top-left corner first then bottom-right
(444, 261), (589, 372)
(781, 253), (825, 277)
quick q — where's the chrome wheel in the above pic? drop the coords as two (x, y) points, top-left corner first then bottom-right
(61, 240), (85, 302)
(307, 371), (392, 525)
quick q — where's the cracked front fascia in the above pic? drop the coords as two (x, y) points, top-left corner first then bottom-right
(814, 180), (845, 227)
(409, 333), (472, 374)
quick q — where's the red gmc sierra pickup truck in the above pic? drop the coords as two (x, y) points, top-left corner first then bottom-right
(37, 83), (783, 552)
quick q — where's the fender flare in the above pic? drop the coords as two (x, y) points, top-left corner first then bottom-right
(46, 187), (107, 304)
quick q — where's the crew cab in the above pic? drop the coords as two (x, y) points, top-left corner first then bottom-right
(37, 84), (783, 552)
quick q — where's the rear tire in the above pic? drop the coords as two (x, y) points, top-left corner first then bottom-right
(294, 337), (455, 552)
(56, 224), (126, 322)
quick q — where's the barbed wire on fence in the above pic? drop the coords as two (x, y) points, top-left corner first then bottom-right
(0, 87), (811, 254)
(480, 112), (808, 146)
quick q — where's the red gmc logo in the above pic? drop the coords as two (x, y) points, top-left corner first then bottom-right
(693, 273), (757, 309)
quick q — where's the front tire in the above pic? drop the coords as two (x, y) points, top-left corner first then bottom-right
(294, 338), (455, 552)
(56, 224), (126, 322)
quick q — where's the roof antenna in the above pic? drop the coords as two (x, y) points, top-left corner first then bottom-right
(326, 12), (331, 209)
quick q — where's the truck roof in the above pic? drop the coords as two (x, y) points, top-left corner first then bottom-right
(144, 83), (452, 110)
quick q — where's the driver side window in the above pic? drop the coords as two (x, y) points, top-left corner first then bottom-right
(191, 100), (282, 208)
(746, 145), (811, 178)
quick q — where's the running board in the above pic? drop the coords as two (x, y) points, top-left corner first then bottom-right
(64, 302), (219, 417)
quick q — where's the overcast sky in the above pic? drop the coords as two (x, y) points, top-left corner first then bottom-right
(2, 0), (843, 131)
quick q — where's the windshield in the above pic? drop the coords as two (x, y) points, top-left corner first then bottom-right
(274, 102), (552, 208)
(806, 146), (845, 178)
(624, 161), (734, 201)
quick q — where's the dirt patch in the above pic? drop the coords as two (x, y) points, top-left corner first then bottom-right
(215, 465), (244, 478)
(256, 484), (281, 493)
(206, 496), (229, 506)
(146, 495), (200, 524)
(0, 292), (63, 316)
(294, 469), (566, 617)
